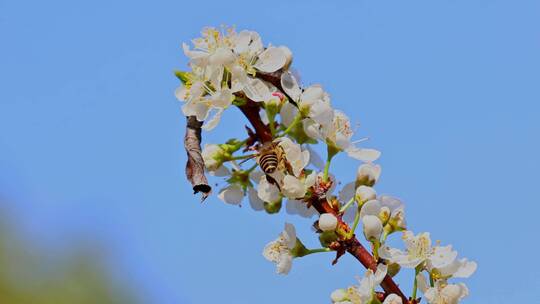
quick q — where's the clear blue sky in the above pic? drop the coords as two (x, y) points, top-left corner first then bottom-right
(1, 0), (539, 303)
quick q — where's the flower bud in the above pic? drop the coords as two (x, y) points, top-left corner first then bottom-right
(362, 215), (383, 241)
(355, 186), (376, 203)
(319, 213), (338, 232)
(356, 163), (381, 187)
(264, 95), (281, 118)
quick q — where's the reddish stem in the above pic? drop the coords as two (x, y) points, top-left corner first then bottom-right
(237, 101), (411, 304)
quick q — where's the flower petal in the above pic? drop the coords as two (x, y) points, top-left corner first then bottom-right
(281, 175), (307, 199)
(254, 47), (287, 72)
(202, 109), (224, 131)
(280, 71), (302, 102)
(217, 184), (244, 205)
(243, 78), (271, 102)
(248, 187), (264, 211)
(346, 147), (381, 162)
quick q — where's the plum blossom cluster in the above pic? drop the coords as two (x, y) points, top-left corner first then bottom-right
(176, 26), (477, 304)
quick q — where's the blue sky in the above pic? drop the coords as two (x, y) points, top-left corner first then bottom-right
(1, 0), (539, 303)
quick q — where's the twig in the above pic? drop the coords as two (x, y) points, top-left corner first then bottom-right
(236, 103), (411, 303)
(184, 116), (211, 201)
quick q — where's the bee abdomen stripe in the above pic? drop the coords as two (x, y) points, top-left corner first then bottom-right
(259, 153), (278, 173)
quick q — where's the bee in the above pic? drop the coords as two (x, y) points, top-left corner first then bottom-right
(257, 142), (284, 175)
(240, 141), (292, 189)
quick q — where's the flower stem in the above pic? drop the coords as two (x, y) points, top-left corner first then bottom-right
(265, 108), (277, 137)
(372, 239), (380, 261)
(412, 267), (422, 301)
(323, 144), (339, 182)
(348, 207), (361, 239)
(381, 230), (389, 243)
(339, 197), (355, 213)
(282, 113), (302, 135)
(306, 248), (332, 255)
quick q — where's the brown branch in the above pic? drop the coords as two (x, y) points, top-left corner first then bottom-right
(237, 103), (412, 304)
(184, 116), (211, 201)
(309, 196), (409, 304)
(237, 99), (273, 143)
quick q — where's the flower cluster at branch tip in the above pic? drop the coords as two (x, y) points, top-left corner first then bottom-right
(177, 26), (477, 304)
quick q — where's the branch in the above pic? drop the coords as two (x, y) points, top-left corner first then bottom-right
(184, 116), (211, 201)
(237, 99), (273, 143)
(309, 195), (409, 304)
(236, 103), (411, 304)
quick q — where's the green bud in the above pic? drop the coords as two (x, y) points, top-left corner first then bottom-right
(264, 99), (280, 118)
(387, 262), (401, 277)
(264, 199), (282, 214)
(318, 231), (338, 247)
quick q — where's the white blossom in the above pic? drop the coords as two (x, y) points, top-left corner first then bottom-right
(379, 195), (406, 230)
(379, 231), (457, 270)
(359, 197), (406, 232)
(327, 111), (380, 162)
(331, 264), (387, 303)
(175, 67), (234, 130)
(263, 223), (297, 274)
(280, 70), (334, 129)
(417, 274), (469, 304)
